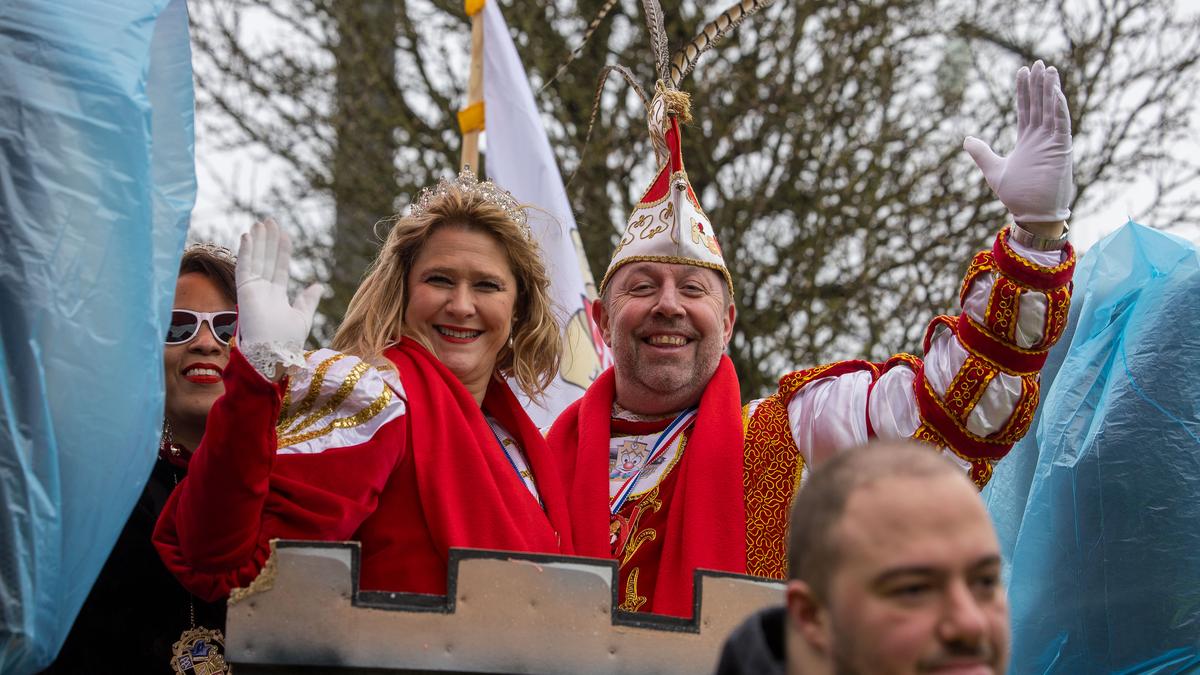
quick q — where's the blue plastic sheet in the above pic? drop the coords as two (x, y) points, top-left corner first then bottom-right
(983, 222), (1200, 673)
(0, 1), (194, 672)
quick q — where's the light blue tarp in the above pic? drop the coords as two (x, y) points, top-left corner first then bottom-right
(983, 222), (1200, 674)
(0, 1), (194, 672)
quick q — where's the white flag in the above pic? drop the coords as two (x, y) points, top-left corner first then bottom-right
(482, 1), (612, 427)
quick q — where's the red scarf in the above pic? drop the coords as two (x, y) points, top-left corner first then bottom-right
(386, 338), (573, 557)
(547, 355), (746, 616)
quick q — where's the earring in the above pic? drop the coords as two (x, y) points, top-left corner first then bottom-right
(160, 418), (180, 458)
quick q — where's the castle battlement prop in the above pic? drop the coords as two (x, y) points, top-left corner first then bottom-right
(226, 540), (783, 674)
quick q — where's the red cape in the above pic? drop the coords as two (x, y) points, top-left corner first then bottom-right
(387, 338), (573, 558)
(547, 356), (746, 617)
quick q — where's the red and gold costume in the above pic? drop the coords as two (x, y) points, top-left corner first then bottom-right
(154, 337), (573, 602)
(549, 96), (1076, 618)
(551, 231), (1073, 617)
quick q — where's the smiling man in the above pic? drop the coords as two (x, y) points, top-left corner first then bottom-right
(547, 61), (1076, 618)
(715, 441), (1009, 675)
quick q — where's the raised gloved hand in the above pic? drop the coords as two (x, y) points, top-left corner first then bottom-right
(234, 218), (323, 379)
(964, 60), (1074, 223)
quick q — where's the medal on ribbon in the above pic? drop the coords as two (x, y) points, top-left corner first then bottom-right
(608, 408), (697, 556)
(170, 626), (229, 675)
(609, 407), (697, 515)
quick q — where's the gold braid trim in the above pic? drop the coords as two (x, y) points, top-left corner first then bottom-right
(942, 355), (996, 420)
(911, 422), (946, 450)
(918, 377), (1015, 449)
(910, 422), (997, 488)
(616, 488), (662, 612)
(912, 407), (1002, 491)
(277, 353), (347, 430)
(742, 395), (794, 579)
(743, 364), (855, 578)
(228, 540), (279, 605)
(1041, 285), (1073, 349)
(959, 251), (994, 306)
(282, 361), (372, 436)
(994, 375), (1040, 445)
(600, 255), (734, 297)
(620, 487), (663, 562)
(951, 314), (1050, 376)
(620, 568), (648, 612)
(623, 529), (658, 566)
(999, 226), (1077, 275)
(984, 276), (1022, 343)
(277, 383), (393, 449)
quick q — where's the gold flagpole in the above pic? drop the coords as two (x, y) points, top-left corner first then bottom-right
(459, 0), (486, 171)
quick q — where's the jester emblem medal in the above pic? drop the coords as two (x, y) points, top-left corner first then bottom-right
(170, 626), (229, 674)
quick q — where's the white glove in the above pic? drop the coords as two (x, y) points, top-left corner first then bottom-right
(234, 218), (323, 379)
(964, 60), (1074, 223)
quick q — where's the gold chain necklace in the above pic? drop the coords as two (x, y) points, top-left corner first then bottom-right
(162, 421), (230, 674)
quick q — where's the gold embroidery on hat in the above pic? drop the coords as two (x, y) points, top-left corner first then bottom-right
(636, 213), (668, 240)
(599, 255), (734, 296)
(660, 201), (678, 244)
(691, 217), (721, 256)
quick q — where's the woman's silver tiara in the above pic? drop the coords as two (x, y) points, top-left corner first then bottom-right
(183, 241), (237, 263)
(407, 166), (532, 239)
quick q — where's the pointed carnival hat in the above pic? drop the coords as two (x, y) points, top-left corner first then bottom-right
(599, 89), (733, 296)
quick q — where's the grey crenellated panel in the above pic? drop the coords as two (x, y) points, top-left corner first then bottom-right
(226, 540), (783, 674)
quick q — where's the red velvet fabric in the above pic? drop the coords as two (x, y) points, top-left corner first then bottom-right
(344, 339), (575, 594)
(993, 226), (1076, 290)
(155, 339), (571, 601)
(547, 355), (747, 617)
(382, 339), (571, 561)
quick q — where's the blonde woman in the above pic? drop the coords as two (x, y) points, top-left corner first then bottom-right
(155, 170), (574, 601)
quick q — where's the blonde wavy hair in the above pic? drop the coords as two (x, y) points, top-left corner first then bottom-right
(331, 186), (561, 400)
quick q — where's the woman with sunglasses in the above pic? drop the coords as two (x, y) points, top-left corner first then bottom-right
(47, 244), (236, 673)
(162, 268), (240, 454)
(154, 170), (575, 607)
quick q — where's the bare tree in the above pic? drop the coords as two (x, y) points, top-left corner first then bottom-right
(189, 0), (1200, 398)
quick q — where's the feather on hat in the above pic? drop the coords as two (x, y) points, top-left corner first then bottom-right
(590, 0), (777, 296)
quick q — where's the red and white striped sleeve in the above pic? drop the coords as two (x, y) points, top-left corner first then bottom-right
(784, 227), (1075, 487)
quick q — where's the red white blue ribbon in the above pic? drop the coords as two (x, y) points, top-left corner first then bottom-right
(609, 406), (699, 515)
(488, 420), (542, 508)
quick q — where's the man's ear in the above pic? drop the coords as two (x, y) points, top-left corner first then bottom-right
(591, 298), (613, 347)
(723, 298), (736, 347)
(786, 579), (831, 655)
